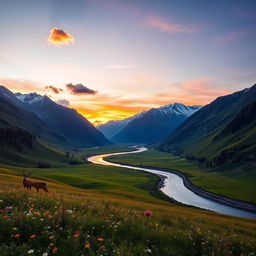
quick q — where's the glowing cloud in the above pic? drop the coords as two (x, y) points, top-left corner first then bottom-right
(47, 28), (74, 45)
(66, 83), (97, 95)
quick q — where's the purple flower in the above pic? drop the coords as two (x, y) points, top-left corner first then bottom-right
(5, 206), (12, 211)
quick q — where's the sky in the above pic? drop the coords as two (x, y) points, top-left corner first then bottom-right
(0, 0), (255, 125)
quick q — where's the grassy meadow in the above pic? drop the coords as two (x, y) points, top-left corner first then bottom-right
(107, 149), (256, 204)
(0, 145), (256, 255)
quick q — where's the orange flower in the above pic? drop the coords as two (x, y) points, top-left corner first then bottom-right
(73, 234), (79, 238)
(49, 236), (54, 239)
(14, 234), (20, 238)
(100, 245), (106, 250)
(97, 237), (104, 242)
(49, 242), (55, 247)
(30, 234), (36, 239)
(84, 243), (90, 248)
(52, 247), (58, 254)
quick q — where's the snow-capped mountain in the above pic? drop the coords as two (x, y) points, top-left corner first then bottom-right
(15, 92), (47, 105)
(13, 91), (110, 148)
(102, 103), (202, 144)
(0, 86), (110, 148)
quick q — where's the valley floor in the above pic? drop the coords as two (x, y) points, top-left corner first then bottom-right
(107, 149), (256, 204)
(0, 145), (255, 255)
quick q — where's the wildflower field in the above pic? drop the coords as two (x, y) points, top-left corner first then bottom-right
(0, 146), (255, 255)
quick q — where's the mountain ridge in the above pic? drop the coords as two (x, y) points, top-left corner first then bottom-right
(0, 85), (111, 149)
(158, 84), (256, 165)
(98, 103), (202, 144)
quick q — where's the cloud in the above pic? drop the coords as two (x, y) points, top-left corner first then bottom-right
(47, 28), (74, 45)
(45, 85), (63, 94)
(108, 64), (138, 69)
(56, 99), (70, 107)
(66, 83), (97, 95)
(145, 15), (196, 33)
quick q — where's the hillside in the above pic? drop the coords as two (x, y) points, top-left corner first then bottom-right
(0, 86), (111, 149)
(0, 88), (65, 144)
(159, 84), (256, 166)
(0, 151), (255, 255)
(108, 103), (201, 144)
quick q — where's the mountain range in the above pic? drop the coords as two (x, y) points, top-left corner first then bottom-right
(98, 103), (202, 144)
(159, 84), (256, 165)
(0, 86), (110, 151)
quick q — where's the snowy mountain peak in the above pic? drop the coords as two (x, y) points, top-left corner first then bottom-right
(98, 102), (202, 140)
(15, 92), (47, 105)
(150, 103), (202, 118)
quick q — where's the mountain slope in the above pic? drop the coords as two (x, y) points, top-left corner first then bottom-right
(111, 103), (201, 144)
(0, 94), (66, 166)
(159, 84), (256, 165)
(15, 92), (110, 148)
(0, 87), (65, 145)
(97, 114), (144, 139)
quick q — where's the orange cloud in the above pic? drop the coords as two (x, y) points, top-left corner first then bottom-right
(47, 28), (74, 45)
(145, 15), (196, 33)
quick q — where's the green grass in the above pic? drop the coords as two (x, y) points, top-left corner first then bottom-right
(0, 183), (255, 256)
(0, 145), (256, 255)
(107, 149), (256, 204)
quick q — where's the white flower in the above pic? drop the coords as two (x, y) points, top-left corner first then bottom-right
(0, 199), (3, 203)
(42, 253), (48, 256)
(28, 249), (34, 254)
(144, 248), (152, 253)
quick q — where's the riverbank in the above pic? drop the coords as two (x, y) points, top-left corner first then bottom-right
(107, 158), (256, 214)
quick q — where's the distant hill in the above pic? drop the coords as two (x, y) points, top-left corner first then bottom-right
(0, 86), (111, 150)
(159, 84), (256, 166)
(100, 103), (201, 144)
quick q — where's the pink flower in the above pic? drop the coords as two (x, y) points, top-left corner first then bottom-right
(144, 210), (152, 217)
(5, 206), (12, 211)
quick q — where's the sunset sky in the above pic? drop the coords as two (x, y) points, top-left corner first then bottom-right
(0, 0), (255, 125)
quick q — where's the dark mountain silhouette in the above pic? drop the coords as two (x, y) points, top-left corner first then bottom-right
(159, 84), (256, 165)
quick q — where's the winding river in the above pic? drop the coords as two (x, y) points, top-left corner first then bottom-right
(88, 147), (256, 219)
